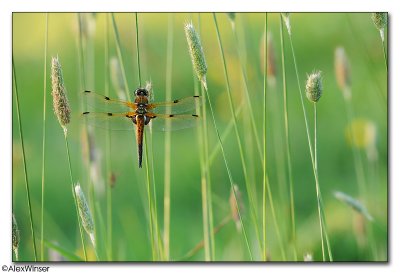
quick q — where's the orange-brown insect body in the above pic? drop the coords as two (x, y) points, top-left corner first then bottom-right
(132, 88), (152, 168)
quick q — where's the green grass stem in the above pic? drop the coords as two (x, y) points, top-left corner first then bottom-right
(40, 13), (48, 261)
(12, 57), (38, 262)
(279, 17), (297, 261)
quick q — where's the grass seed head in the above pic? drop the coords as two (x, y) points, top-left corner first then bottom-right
(184, 22), (208, 90)
(281, 13), (291, 35)
(260, 31), (277, 86)
(229, 184), (243, 231)
(335, 47), (351, 99)
(371, 13), (387, 41)
(305, 71), (323, 103)
(110, 56), (126, 101)
(226, 13), (236, 29)
(334, 191), (373, 221)
(12, 214), (20, 255)
(371, 13), (387, 30)
(51, 56), (71, 131)
(74, 183), (95, 246)
(304, 253), (313, 261)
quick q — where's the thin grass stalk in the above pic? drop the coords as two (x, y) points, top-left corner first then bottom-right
(64, 134), (88, 261)
(381, 38), (388, 73)
(345, 15), (386, 105)
(262, 12), (268, 261)
(342, 98), (377, 259)
(163, 14), (173, 261)
(284, 16), (333, 261)
(76, 14), (98, 261)
(40, 13), (48, 261)
(104, 14), (113, 261)
(192, 71), (211, 260)
(208, 102), (245, 165)
(279, 16), (297, 261)
(198, 50), (253, 262)
(197, 13), (215, 260)
(344, 102), (367, 197)
(213, 13), (265, 260)
(313, 103), (326, 261)
(135, 13), (161, 260)
(12, 57), (38, 261)
(203, 84), (253, 260)
(110, 13), (131, 99)
(231, 16), (263, 163)
(180, 215), (231, 261)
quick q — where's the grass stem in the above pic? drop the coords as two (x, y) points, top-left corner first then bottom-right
(213, 14), (261, 259)
(12, 57), (38, 262)
(64, 133), (88, 261)
(284, 16), (332, 261)
(163, 14), (173, 261)
(104, 14), (113, 261)
(40, 13), (48, 261)
(279, 16), (297, 261)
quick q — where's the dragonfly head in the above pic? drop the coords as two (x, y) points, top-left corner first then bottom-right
(134, 88), (149, 97)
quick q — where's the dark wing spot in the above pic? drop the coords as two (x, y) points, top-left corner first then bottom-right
(104, 96), (110, 100)
(194, 95), (200, 98)
(173, 99), (179, 103)
(83, 111), (90, 115)
(192, 114), (199, 117)
(107, 113), (113, 116)
(84, 90), (91, 93)
(169, 114), (174, 117)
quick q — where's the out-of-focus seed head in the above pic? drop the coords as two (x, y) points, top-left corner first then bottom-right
(281, 13), (291, 35)
(110, 56), (126, 101)
(80, 13), (96, 41)
(304, 253), (313, 261)
(74, 183), (95, 246)
(371, 13), (387, 41)
(184, 22), (208, 90)
(305, 71), (323, 103)
(226, 13), (236, 29)
(12, 214), (20, 256)
(229, 184), (244, 232)
(51, 56), (71, 132)
(345, 119), (377, 150)
(335, 47), (351, 95)
(259, 31), (277, 86)
(334, 191), (373, 221)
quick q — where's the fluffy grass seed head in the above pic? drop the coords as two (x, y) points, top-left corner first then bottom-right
(305, 71), (323, 103)
(281, 13), (291, 35)
(51, 56), (71, 133)
(12, 214), (20, 258)
(335, 47), (351, 99)
(229, 184), (243, 231)
(184, 22), (208, 90)
(334, 191), (373, 221)
(371, 13), (387, 41)
(74, 183), (95, 246)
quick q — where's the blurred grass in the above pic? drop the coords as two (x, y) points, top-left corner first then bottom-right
(12, 12), (387, 261)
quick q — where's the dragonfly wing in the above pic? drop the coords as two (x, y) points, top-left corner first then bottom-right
(82, 111), (136, 131)
(82, 90), (136, 113)
(148, 113), (200, 132)
(148, 96), (202, 114)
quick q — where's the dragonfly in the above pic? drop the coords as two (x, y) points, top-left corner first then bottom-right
(82, 87), (201, 168)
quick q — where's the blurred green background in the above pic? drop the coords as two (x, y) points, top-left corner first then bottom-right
(12, 13), (387, 262)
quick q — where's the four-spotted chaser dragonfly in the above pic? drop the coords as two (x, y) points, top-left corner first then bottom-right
(82, 88), (201, 168)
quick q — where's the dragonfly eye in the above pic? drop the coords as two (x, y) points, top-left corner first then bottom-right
(134, 88), (149, 97)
